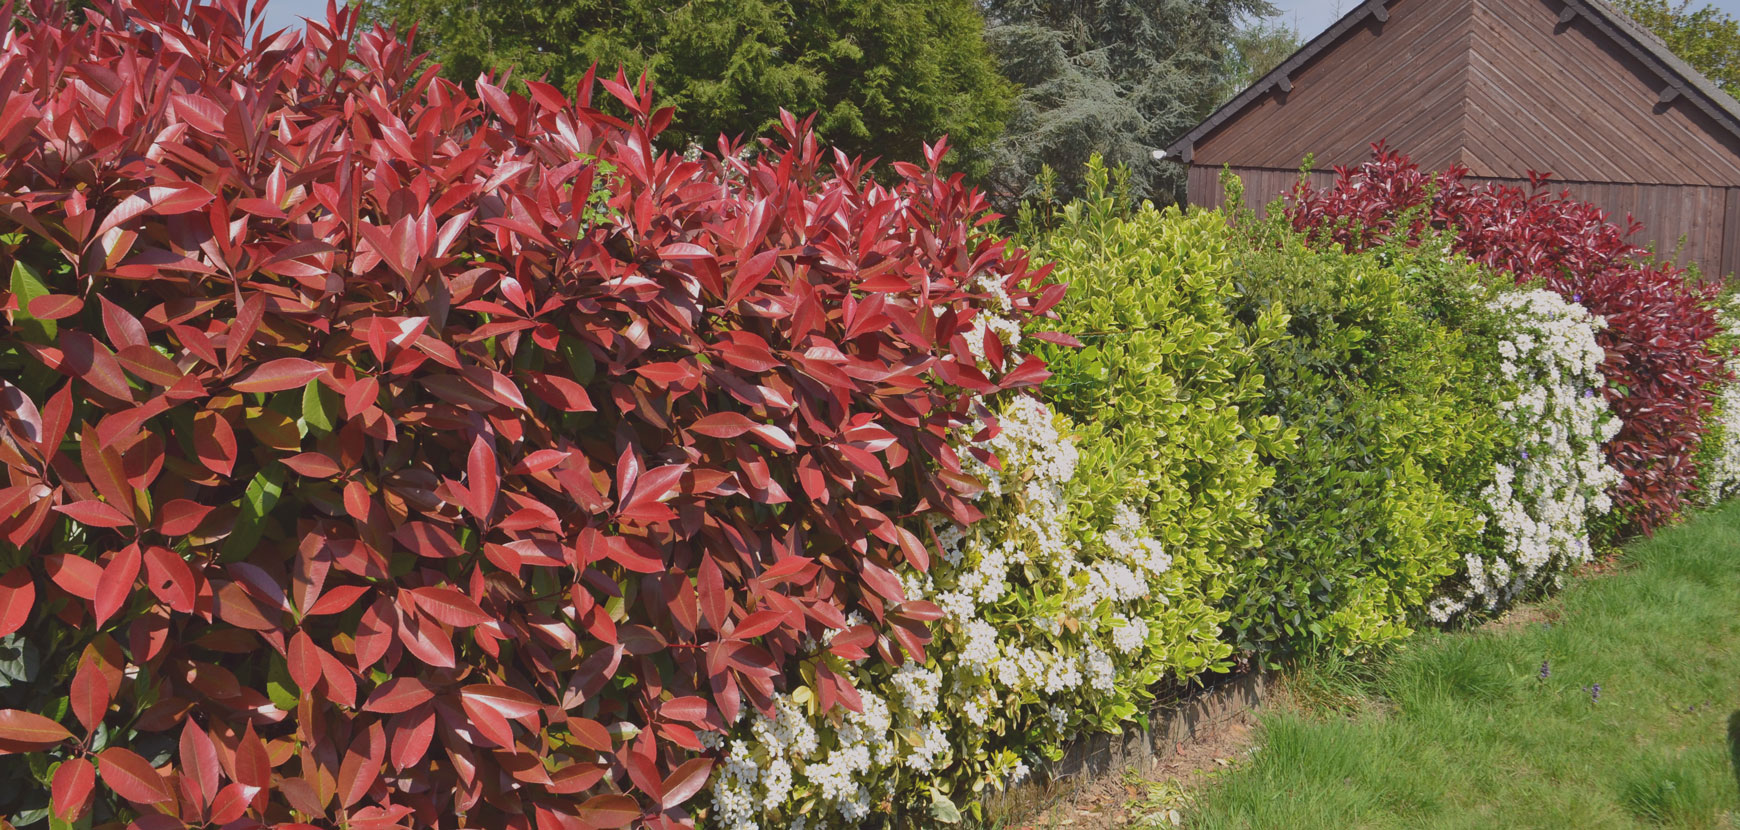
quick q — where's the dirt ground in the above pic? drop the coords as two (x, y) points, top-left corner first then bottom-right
(991, 689), (1274, 830)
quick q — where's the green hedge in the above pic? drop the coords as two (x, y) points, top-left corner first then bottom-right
(1031, 160), (1290, 677)
(1222, 216), (1513, 653)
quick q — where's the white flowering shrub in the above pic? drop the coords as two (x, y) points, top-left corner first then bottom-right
(706, 395), (1228, 827)
(1430, 289), (1621, 621)
(1697, 294), (1740, 504)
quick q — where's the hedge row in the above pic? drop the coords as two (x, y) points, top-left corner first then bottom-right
(0, 5), (1735, 830)
(1287, 145), (1729, 535)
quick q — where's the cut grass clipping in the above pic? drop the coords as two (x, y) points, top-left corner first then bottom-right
(1184, 501), (1740, 829)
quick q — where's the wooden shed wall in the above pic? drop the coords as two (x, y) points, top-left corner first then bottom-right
(1464, 0), (1740, 185)
(1187, 165), (1740, 278)
(1193, 0), (1477, 171)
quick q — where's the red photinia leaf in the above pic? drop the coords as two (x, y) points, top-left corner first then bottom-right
(28, 294), (83, 320)
(97, 747), (172, 804)
(574, 794), (642, 829)
(214, 580), (280, 631)
(467, 435), (498, 521)
(45, 555), (101, 601)
(235, 721), (271, 790)
(93, 543), (142, 626)
(58, 331), (132, 401)
(617, 463), (687, 523)
(70, 653), (111, 734)
(53, 500), (133, 528)
(282, 452), (343, 478)
(288, 630), (322, 691)
(397, 607), (456, 668)
(142, 546), (195, 613)
(363, 677), (434, 714)
(657, 696), (709, 724)
(459, 684), (542, 719)
(210, 782), (252, 825)
(687, 412), (756, 439)
(192, 409), (236, 477)
(0, 709), (72, 749)
(659, 758), (714, 810)
(179, 720), (221, 808)
(388, 706), (435, 772)
(305, 584), (371, 617)
(230, 357), (326, 393)
(405, 586), (492, 627)
(392, 522), (465, 559)
(0, 568), (34, 637)
(603, 535), (666, 574)
(338, 719), (385, 808)
(156, 499), (214, 536)
(50, 757), (96, 819)
(115, 345), (182, 387)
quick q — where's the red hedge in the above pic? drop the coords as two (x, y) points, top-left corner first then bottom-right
(0, 0), (1059, 827)
(1287, 145), (1727, 534)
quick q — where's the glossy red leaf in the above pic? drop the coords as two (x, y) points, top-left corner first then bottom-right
(93, 543), (142, 626)
(0, 569), (34, 637)
(70, 653), (111, 734)
(97, 747), (172, 804)
(459, 684), (542, 719)
(234, 721), (272, 790)
(28, 294), (83, 320)
(659, 758), (714, 810)
(53, 500), (133, 528)
(363, 677), (434, 714)
(192, 409), (236, 476)
(406, 586), (491, 627)
(45, 555), (102, 601)
(574, 794), (642, 829)
(58, 331), (132, 401)
(338, 720), (385, 808)
(50, 757), (96, 819)
(288, 630), (322, 691)
(230, 358), (326, 393)
(156, 499), (214, 536)
(467, 435), (498, 520)
(0, 709), (72, 749)
(142, 546), (195, 613)
(179, 720), (221, 808)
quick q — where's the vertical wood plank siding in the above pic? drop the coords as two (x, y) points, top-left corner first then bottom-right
(1188, 166), (1740, 279)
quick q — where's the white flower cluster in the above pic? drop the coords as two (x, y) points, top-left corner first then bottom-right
(964, 271), (1024, 368)
(1699, 296), (1740, 503)
(709, 689), (905, 829)
(707, 395), (1176, 827)
(1432, 290), (1621, 621)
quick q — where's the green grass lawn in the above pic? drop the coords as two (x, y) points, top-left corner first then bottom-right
(1181, 501), (1740, 830)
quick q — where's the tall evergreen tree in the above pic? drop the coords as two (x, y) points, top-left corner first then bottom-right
(367, 0), (1016, 176)
(981, 0), (1272, 207)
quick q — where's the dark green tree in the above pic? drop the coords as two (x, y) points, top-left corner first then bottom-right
(1615, 0), (1740, 97)
(980, 0), (1273, 208)
(366, 0), (1016, 176)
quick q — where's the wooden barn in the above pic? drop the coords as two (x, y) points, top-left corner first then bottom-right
(1164, 0), (1740, 278)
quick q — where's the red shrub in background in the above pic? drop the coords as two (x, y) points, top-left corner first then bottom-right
(1288, 145), (1727, 534)
(0, 0), (1059, 827)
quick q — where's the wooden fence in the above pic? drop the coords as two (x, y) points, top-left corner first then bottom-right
(1187, 165), (1740, 280)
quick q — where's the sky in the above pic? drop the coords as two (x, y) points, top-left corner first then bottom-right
(259, 0), (1740, 39)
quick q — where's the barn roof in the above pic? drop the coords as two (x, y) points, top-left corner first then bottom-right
(1164, 0), (1740, 163)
